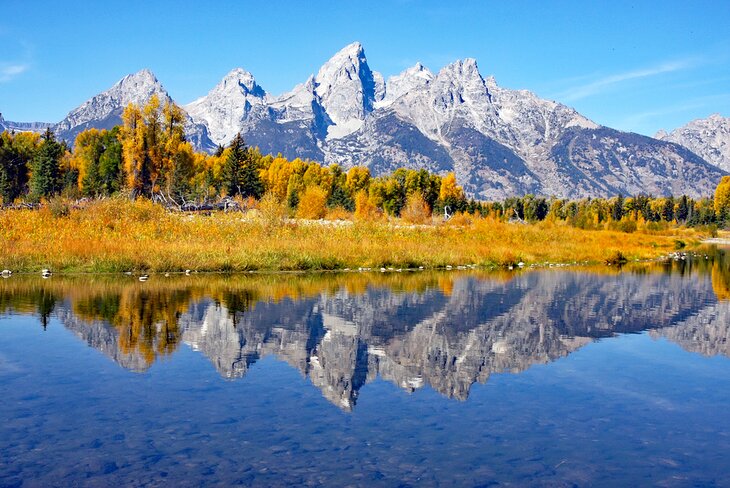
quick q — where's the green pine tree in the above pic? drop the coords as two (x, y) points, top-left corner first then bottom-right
(239, 147), (263, 199)
(222, 133), (246, 197)
(222, 133), (263, 199)
(611, 194), (624, 221)
(0, 134), (23, 204)
(29, 129), (63, 200)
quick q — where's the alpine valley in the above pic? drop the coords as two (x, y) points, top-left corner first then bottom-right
(3, 42), (728, 200)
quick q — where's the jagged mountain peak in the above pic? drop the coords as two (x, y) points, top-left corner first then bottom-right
(109, 68), (168, 100)
(218, 67), (266, 97)
(324, 41), (364, 62)
(53, 69), (171, 143)
(657, 113), (730, 171)
(313, 41), (383, 140)
(424, 57), (490, 116)
(315, 41), (370, 92)
(184, 67), (271, 146)
(51, 68), (214, 152)
(9, 41), (724, 200)
(440, 58), (482, 79)
(706, 113), (725, 122)
(122, 67), (157, 82)
(112, 69), (167, 99)
(431, 58), (488, 102)
(187, 67), (267, 105)
(399, 62), (435, 81)
(378, 63), (434, 107)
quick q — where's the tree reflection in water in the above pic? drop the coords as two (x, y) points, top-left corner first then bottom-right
(1, 247), (729, 411)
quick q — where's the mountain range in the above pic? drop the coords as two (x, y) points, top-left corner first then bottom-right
(3, 42), (729, 199)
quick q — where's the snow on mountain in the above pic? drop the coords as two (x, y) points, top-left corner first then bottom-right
(185, 68), (270, 146)
(376, 63), (434, 108)
(269, 75), (321, 124)
(325, 55), (721, 199)
(656, 114), (730, 172)
(54, 69), (168, 140)
(0, 113), (53, 134)
(3, 43), (726, 199)
(53, 69), (214, 151)
(313, 41), (384, 140)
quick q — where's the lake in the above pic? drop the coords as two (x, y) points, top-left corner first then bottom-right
(2, 249), (730, 487)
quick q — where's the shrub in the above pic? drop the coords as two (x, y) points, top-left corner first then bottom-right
(258, 192), (288, 227)
(296, 186), (327, 220)
(401, 193), (431, 224)
(128, 198), (166, 222)
(605, 250), (628, 265)
(608, 219), (637, 233)
(354, 190), (380, 221)
(325, 206), (352, 221)
(47, 196), (70, 218)
(447, 211), (474, 227)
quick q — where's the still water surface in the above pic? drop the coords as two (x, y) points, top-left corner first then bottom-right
(2, 250), (730, 486)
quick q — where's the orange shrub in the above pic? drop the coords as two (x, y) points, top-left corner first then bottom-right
(296, 186), (327, 219)
(401, 193), (431, 224)
(325, 206), (352, 221)
(354, 190), (380, 221)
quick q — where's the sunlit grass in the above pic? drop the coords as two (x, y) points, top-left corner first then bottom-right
(0, 198), (712, 273)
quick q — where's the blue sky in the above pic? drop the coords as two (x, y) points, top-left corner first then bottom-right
(1, 0), (729, 135)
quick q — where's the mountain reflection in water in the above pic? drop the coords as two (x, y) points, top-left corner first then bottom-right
(1, 248), (729, 411)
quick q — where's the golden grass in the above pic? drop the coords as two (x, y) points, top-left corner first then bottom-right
(0, 198), (712, 273)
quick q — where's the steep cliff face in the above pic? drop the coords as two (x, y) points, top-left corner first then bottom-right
(185, 68), (270, 146)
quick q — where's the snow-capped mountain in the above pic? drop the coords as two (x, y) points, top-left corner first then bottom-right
(54, 69), (166, 140)
(3, 43), (727, 199)
(185, 43), (725, 199)
(312, 41), (384, 140)
(185, 67), (270, 146)
(53, 69), (215, 152)
(656, 114), (730, 172)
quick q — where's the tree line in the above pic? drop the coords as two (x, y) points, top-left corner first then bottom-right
(1, 95), (729, 227)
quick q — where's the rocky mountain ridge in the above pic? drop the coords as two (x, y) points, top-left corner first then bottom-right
(3, 42), (727, 198)
(656, 113), (730, 172)
(0, 113), (53, 134)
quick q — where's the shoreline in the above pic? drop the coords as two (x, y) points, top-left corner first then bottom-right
(703, 238), (730, 246)
(0, 253), (684, 277)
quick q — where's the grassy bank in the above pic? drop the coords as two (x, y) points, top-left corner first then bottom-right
(0, 198), (713, 273)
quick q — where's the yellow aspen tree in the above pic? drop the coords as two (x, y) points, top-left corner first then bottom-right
(120, 103), (146, 196)
(346, 166), (371, 194)
(296, 185), (328, 219)
(714, 176), (730, 218)
(143, 95), (163, 193)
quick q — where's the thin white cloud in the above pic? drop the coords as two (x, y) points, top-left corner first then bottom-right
(623, 94), (730, 125)
(0, 63), (29, 82)
(555, 59), (696, 102)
